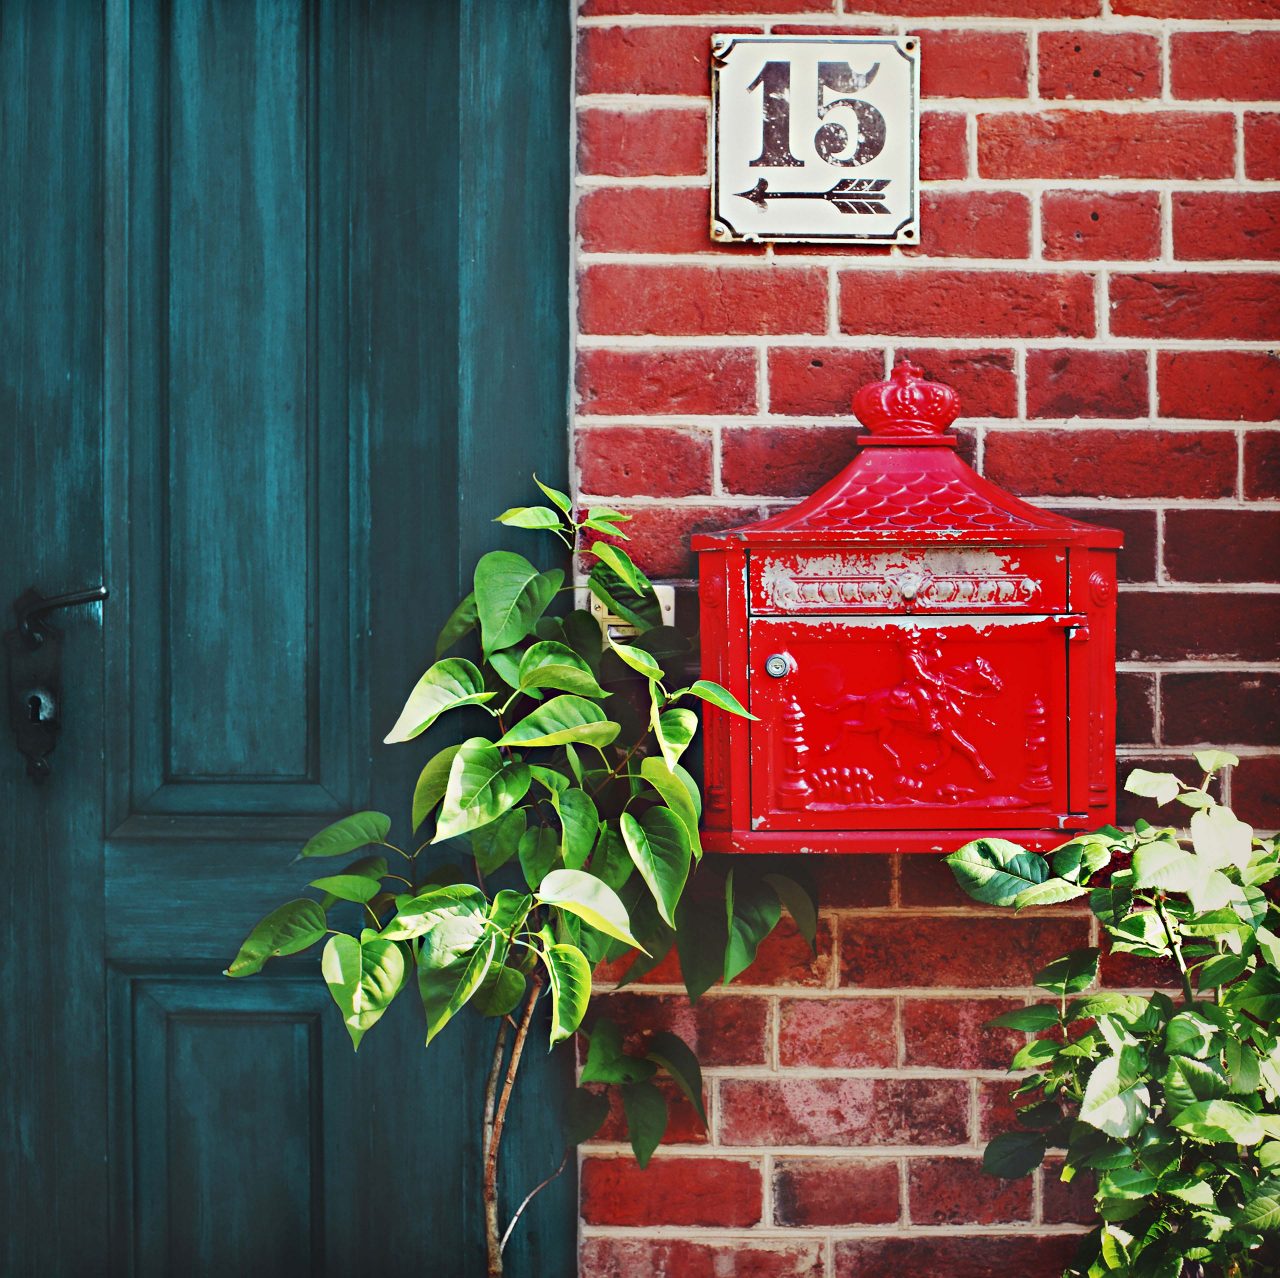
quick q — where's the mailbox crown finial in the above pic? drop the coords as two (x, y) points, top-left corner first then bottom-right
(853, 360), (961, 441)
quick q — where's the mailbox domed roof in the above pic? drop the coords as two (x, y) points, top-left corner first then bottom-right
(693, 362), (1122, 548)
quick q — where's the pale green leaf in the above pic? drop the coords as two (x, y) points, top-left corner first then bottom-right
(434, 738), (532, 842)
(1244, 1175), (1280, 1230)
(946, 838), (1050, 907)
(517, 641), (607, 699)
(225, 899), (327, 977)
(621, 808), (690, 928)
(678, 679), (756, 720)
(301, 811), (391, 859)
(379, 883), (488, 941)
(534, 474), (572, 513)
(1014, 878), (1088, 909)
(1131, 841), (1208, 895)
(1195, 749), (1239, 775)
(1163, 1055), (1230, 1112)
(1035, 948), (1099, 995)
(1171, 1099), (1265, 1145)
(588, 542), (647, 595)
(412, 744), (462, 833)
(537, 868), (643, 950)
(1124, 768), (1181, 806)
(321, 934), (405, 1051)
(383, 658), (496, 744)
(473, 551), (562, 655)
(653, 706), (697, 770)
(308, 873), (381, 904)
(496, 695), (620, 750)
(1191, 805), (1254, 872)
(1079, 1048), (1151, 1139)
(543, 943), (590, 1046)
(640, 757), (702, 861)
(610, 642), (663, 680)
(421, 933), (495, 1044)
(494, 504), (563, 530)
(557, 789), (599, 870)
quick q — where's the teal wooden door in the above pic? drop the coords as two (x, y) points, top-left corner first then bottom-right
(2, 3), (572, 1274)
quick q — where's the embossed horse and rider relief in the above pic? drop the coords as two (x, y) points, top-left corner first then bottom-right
(693, 362), (1123, 855)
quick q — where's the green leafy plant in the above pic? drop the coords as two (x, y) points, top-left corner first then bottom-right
(226, 480), (816, 1275)
(947, 752), (1280, 1278)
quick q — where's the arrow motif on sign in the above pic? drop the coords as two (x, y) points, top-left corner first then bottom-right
(736, 176), (891, 215)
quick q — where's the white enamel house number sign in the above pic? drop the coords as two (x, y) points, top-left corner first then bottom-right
(712, 35), (920, 245)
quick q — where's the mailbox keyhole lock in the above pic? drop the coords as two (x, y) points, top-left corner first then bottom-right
(765, 653), (791, 678)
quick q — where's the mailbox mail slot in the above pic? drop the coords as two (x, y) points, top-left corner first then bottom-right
(693, 362), (1122, 855)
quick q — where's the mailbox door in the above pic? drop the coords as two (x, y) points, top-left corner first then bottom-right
(749, 614), (1074, 831)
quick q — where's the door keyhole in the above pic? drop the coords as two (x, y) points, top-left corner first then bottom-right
(28, 695), (41, 723)
(24, 689), (55, 724)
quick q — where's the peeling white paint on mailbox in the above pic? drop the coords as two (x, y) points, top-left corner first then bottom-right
(711, 34), (920, 245)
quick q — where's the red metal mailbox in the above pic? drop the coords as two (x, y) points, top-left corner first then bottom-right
(692, 362), (1123, 854)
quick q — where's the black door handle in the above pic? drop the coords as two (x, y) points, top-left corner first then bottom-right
(6, 584), (109, 781)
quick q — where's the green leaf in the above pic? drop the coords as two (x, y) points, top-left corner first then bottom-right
(587, 561), (661, 633)
(945, 839), (1050, 907)
(412, 745), (462, 833)
(640, 757), (702, 861)
(724, 869), (782, 983)
(542, 943), (590, 1046)
(321, 933), (405, 1050)
(678, 678), (756, 720)
(1244, 1175), (1280, 1231)
(518, 826), (560, 892)
(474, 551), (562, 656)
(1191, 805), (1253, 872)
(1124, 768), (1181, 806)
(1013, 878), (1088, 909)
(1175, 788), (1215, 809)
(610, 641), (663, 680)
(1163, 1056), (1230, 1112)
(421, 933), (495, 1044)
(589, 824), (634, 893)
(983, 1130), (1048, 1178)
(621, 1080), (667, 1169)
(434, 738), (532, 842)
(581, 1018), (656, 1085)
(225, 899), (327, 977)
(473, 963), (527, 1018)
(1131, 840), (1206, 894)
(534, 474), (572, 514)
(379, 883), (488, 941)
(537, 868), (642, 950)
(588, 542), (648, 595)
(621, 808), (691, 929)
(1171, 1099), (1265, 1145)
(1166, 1010), (1218, 1059)
(383, 658), (496, 744)
(1034, 948), (1100, 996)
(565, 1087), (610, 1146)
(763, 873), (818, 952)
(1080, 1048), (1151, 1139)
(495, 504), (563, 530)
(987, 1004), (1060, 1032)
(647, 1030), (707, 1125)
(1197, 952), (1248, 989)
(301, 811), (391, 859)
(1195, 749), (1239, 775)
(554, 789), (599, 871)
(675, 894), (727, 1004)
(496, 695), (620, 750)
(308, 873), (381, 904)
(471, 807), (526, 876)
(586, 505), (629, 524)
(581, 518), (631, 539)
(517, 641), (608, 699)
(653, 706), (697, 770)
(1011, 1038), (1061, 1070)
(435, 591), (478, 659)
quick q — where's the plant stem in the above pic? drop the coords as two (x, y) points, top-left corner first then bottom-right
(1155, 895), (1196, 1007)
(483, 972), (544, 1275)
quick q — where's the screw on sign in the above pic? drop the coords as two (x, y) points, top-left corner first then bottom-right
(692, 363), (1123, 856)
(712, 36), (919, 245)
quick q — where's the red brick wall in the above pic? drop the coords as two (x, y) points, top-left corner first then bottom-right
(572, 3), (1280, 1273)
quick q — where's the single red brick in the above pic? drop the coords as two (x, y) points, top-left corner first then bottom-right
(1115, 0), (1279, 13)
(1042, 189), (1160, 261)
(1165, 511), (1280, 584)
(908, 1155), (1034, 1224)
(895, 348), (1017, 417)
(1173, 193), (1280, 262)
(1160, 351), (1280, 423)
(1163, 673), (1280, 748)
(577, 107), (706, 178)
(720, 1077), (970, 1146)
(767, 348), (885, 417)
(979, 111), (1234, 179)
(1232, 754), (1280, 833)
(576, 348), (757, 416)
(815, 0), (1097, 12)
(581, 1238), (824, 1278)
(733, 915), (834, 987)
(722, 426), (861, 497)
(1039, 30), (1161, 100)
(1042, 1156), (1097, 1225)
(1120, 592), (1280, 663)
(593, 991), (768, 1067)
(579, 503), (764, 577)
(1046, 506), (1157, 582)
(901, 997), (1026, 1069)
(1118, 671), (1157, 746)
(809, 856), (894, 909)
(1111, 272), (1280, 341)
(1246, 113), (1280, 180)
(834, 1234), (1080, 1278)
(838, 270), (1094, 339)
(576, 426), (712, 498)
(580, 1155), (763, 1226)
(983, 429), (1236, 499)
(978, 1077), (1023, 1140)
(1026, 349), (1148, 419)
(578, 25), (757, 97)
(1173, 32), (1280, 101)
(1246, 431), (1280, 499)
(918, 30), (1028, 98)
(584, 0), (827, 12)
(840, 916), (1088, 987)
(591, 1077), (708, 1145)
(898, 855), (988, 907)
(920, 111), (969, 180)
(773, 1157), (900, 1226)
(581, 264), (826, 337)
(914, 190), (1031, 258)
(578, 186), (710, 255)
(778, 998), (897, 1068)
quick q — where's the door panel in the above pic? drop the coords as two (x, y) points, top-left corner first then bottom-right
(4, 2), (572, 1274)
